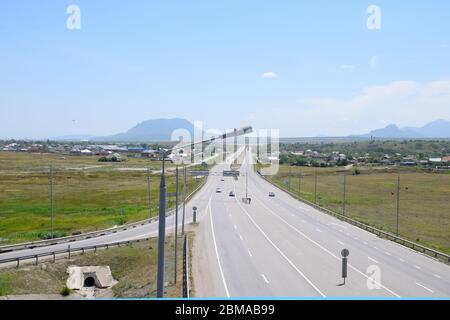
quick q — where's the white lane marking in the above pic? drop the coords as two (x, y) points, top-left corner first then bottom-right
(337, 240), (345, 246)
(373, 246), (378, 250)
(234, 225), (237, 230)
(385, 252), (391, 256)
(208, 197), (230, 298)
(248, 250), (253, 257)
(252, 195), (401, 298)
(261, 274), (269, 284)
(291, 214), (295, 217)
(232, 182), (325, 297)
(415, 282), (434, 293)
(363, 241), (368, 245)
(353, 237), (358, 240)
(330, 223), (347, 229)
(399, 258), (405, 262)
(368, 257), (379, 264)
(414, 265), (421, 270)
(434, 274), (441, 279)
(316, 228), (322, 233)
(239, 235), (243, 241)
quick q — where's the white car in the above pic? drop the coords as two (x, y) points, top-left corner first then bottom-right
(216, 188), (223, 193)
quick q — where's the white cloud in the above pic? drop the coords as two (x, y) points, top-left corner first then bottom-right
(262, 71), (278, 79)
(294, 80), (450, 136)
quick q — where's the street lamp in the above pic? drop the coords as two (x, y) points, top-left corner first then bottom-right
(156, 125), (253, 298)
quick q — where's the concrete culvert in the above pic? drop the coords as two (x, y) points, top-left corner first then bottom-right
(67, 266), (118, 290)
(84, 276), (96, 287)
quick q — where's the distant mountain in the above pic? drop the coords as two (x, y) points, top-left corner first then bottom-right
(360, 119), (450, 138)
(94, 118), (196, 142)
(50, 118), (197, 142)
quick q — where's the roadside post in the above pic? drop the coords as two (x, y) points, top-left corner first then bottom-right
(192, 206), (197, 224)
(341, 249), (349, 285)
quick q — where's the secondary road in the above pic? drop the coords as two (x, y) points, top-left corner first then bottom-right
(192, 147), (450, 298)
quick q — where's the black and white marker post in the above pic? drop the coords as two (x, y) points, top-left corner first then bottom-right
(341, 249), (350, 285)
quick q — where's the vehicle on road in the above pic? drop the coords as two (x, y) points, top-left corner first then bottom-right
(216, 188), (222, 193)
(269, 192), (275, 197)
(229, 191), (235, 197)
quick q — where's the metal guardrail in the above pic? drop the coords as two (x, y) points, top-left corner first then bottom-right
(0, 237), (151, 268)
(0, 178), (207, 254)
(257, 171), (450, 264)
(182, 235), (190, 298)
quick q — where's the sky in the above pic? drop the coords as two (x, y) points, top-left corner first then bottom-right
(1, 0), (450, 139)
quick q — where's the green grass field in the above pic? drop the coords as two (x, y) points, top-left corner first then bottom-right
(265, 165), (450, 255)
(0, 152), (204, 244)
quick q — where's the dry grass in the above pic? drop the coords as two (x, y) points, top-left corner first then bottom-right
(0, 236), (187, 298)
(267, 165), (450, 254)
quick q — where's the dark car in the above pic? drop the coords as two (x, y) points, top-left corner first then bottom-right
(229, 191), (235, 197)
(269, 192), (275, 197)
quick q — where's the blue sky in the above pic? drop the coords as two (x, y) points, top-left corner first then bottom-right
(1, 0), (449, 138)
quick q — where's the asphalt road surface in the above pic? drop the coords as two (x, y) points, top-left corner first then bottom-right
(192, 147), (450, 298)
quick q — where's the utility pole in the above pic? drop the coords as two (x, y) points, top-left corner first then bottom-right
(174, 166), (179, 284)
(222, 139), (226, 162)
(49, 165), (54, 239)
(234, 128), (237, 165)
(342, 173), (347, 216)
(257, 135), (260, 159)
(246, 173), (248, 199)
(288, 167), (292, 192)
(314, 168), (318, 204)
(298, 171), (301, 196)
(147, 168), (152, 219)
(182, 165), (187, 235)
(396, 173), (400, 236)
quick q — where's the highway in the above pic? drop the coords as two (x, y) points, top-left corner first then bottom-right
(192, 147), (450, 298)
(1, 147), (449, 298)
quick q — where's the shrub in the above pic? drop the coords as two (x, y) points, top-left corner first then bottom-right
(60, 286), (71, 296)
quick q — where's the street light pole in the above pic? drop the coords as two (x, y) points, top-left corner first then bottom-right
(182, 165), (187, 235)
(174, 166), (179, 284)
(156, 151), (167, 298)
